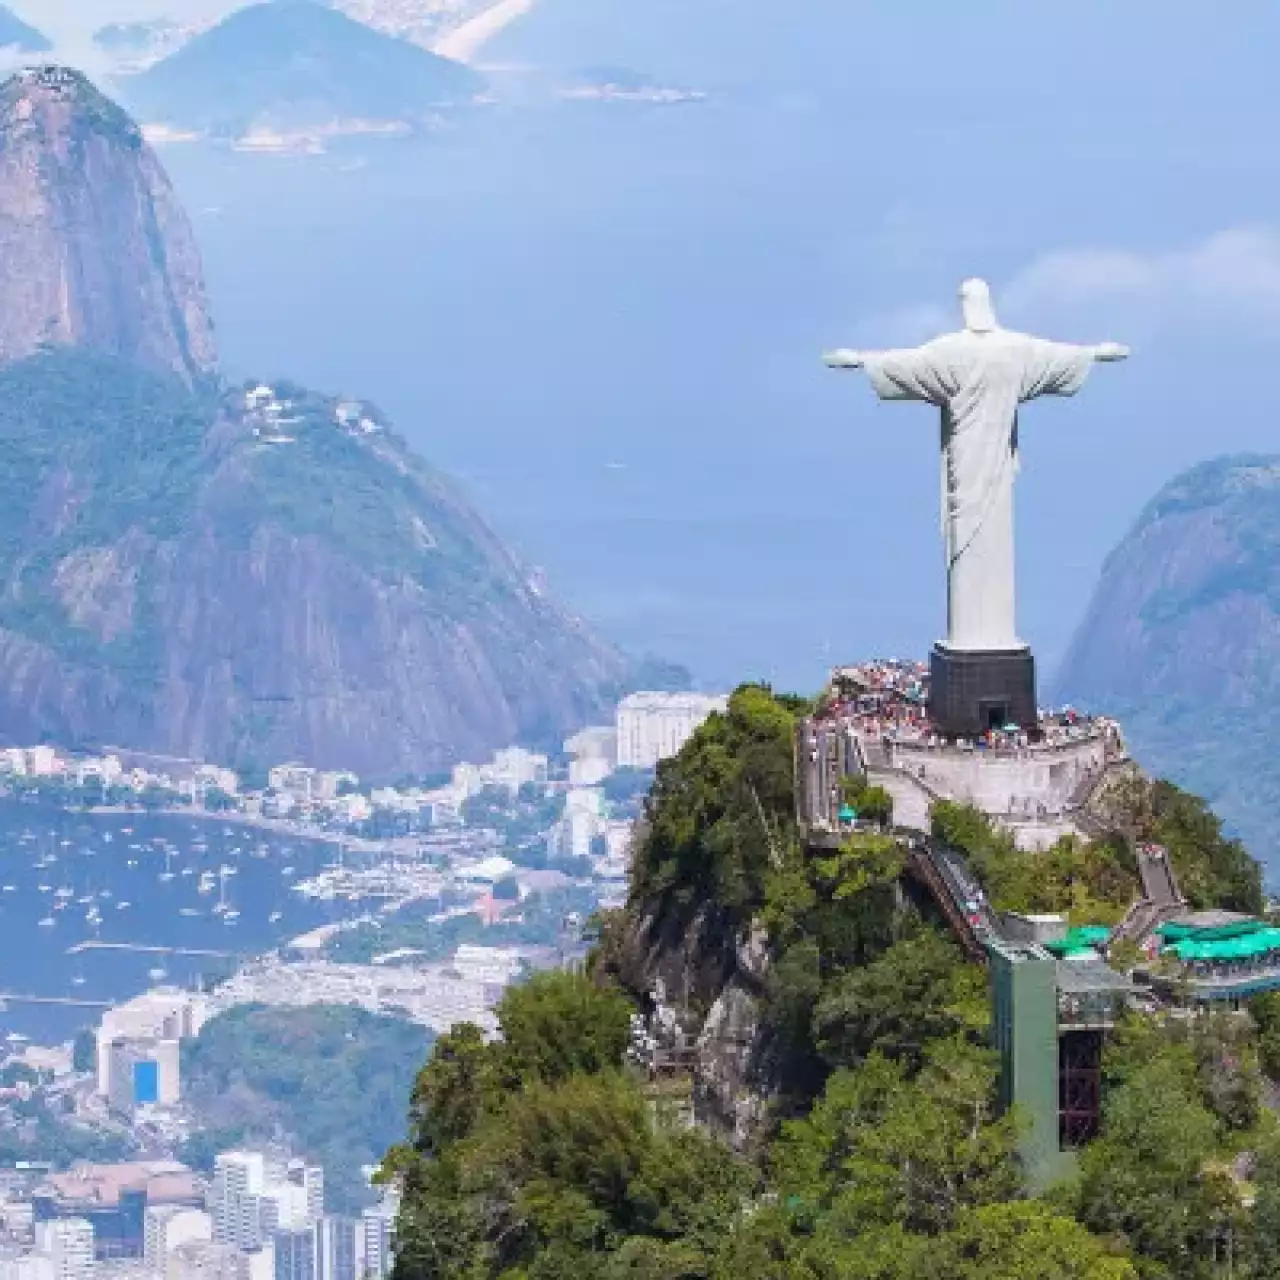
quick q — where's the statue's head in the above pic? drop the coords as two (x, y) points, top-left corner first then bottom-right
(959, 278), (998, 333)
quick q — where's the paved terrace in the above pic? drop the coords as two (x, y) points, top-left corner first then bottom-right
(799, 660), (1127, 849)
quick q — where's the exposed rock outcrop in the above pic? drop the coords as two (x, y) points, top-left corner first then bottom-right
(0, 353), (628, 779)
(1055, 454), (1280, 864)
(609, 900), (779, 1149)
(0, 68), (216, 381)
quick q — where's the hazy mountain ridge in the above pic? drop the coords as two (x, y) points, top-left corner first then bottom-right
(122, 2), (484, 141)
(1055, 453), (1280, 866)
(0, 67), (626, 777)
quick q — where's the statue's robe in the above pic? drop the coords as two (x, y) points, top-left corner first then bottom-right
(861, 329), (1094, 652)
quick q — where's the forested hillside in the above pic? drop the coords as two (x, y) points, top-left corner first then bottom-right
(182, 1004), (433, 1212)
(384, 686), (1280, 1278)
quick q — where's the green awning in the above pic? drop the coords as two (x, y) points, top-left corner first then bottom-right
(1045, 925), (1111, 957)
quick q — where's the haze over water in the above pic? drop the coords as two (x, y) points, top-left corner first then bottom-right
(145, 0), (1280, 693)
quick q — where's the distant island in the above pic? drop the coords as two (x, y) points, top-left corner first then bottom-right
(0, 4), (49, 53)
(120, 1), (485, 152)
(561, 65), (707, 105)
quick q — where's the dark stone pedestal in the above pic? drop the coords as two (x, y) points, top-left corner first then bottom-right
(929, 644), (1037, 739)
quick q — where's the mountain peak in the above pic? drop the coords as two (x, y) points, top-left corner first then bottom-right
(0, 66), (217, 382)
(124, 2), (484, 140)
(1056, 453), (1280, 862)
(0, 66), (142, 149)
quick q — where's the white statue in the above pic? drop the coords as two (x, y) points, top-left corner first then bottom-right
(825, 279), (1127, 653)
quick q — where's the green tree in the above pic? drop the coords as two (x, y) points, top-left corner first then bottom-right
(602, 767), (656, 807)
(497, 969), (632, 1086)
(813, 929), (987, 1071)
(931, 1202), (1138, 1280)
(1146, 780), (1263, 914)
(1251, 991), (1280, 1081)
(399, 1022), (506, 1159)
(492, 875), (520, 901)
(455, 1071), (749, 1276)
(630, 684), (799, 929)
(203, 787), (235, 811)
(237, 762), (270, 793)
(773, 1037), (1019, 1237)
(182, 1004), (433, 1212)
(1075, 1048), (1238, 1278)
(1248, 1133), (1280, 1280)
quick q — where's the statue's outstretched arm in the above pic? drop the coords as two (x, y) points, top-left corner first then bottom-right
(1091, 342), (1129, 363)
(824, 349), (865, 369)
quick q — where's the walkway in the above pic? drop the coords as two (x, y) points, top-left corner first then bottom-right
(1110, 844), (1185, 948)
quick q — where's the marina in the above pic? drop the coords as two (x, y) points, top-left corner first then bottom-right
(0, 801), (385, 1040)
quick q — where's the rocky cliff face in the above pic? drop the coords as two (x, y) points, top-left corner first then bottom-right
(0, 68), (216, 382)
(1055, 455), (1280, 866)
(0, 353), (627, 779)
(0, 71), (626, 778)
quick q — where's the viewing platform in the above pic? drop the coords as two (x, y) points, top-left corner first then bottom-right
(797, 659), (1128, 850)
(1136, 914), (1280, 1003)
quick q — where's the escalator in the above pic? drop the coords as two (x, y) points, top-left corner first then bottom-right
(903, 834), (1002, 961)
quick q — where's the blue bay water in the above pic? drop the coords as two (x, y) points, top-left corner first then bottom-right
(0, 803), (369, 1043)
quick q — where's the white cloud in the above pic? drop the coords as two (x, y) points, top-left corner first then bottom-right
(848, 229), (1280, 348)
(1000, 227), (1280, 339)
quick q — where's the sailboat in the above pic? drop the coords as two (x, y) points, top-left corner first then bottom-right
(213, 866), (234, 917)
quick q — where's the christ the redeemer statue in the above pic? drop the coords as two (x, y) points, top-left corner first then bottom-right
(825, 279), (1127, 656)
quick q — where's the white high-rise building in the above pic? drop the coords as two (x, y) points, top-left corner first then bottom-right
(146, 1207), (212, 1272)
(33, 1219), (93, 1280)
(212, 1152), (264, 1249)
(359, 1198), (397, 1280)
(564, 727), (617, 787)
(484, 748), (548, 795)
(213, 1154), (323, 1253)
(615, 693), (728, 769)
(167, 1239), (267, 1280)
(96, 990), (206, 1102)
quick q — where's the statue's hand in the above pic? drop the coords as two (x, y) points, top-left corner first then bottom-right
(824, 348), (865, 369)
(1093, 342), (1129, 362)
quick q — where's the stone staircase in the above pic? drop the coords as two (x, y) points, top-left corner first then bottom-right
(1110, 843), (1185, 947)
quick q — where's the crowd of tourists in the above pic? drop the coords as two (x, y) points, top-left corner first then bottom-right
(812, 659), (1122, 756)
(817, 659), (931, 739)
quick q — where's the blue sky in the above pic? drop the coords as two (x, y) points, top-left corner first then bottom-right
(24, 0), (1280, 689)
